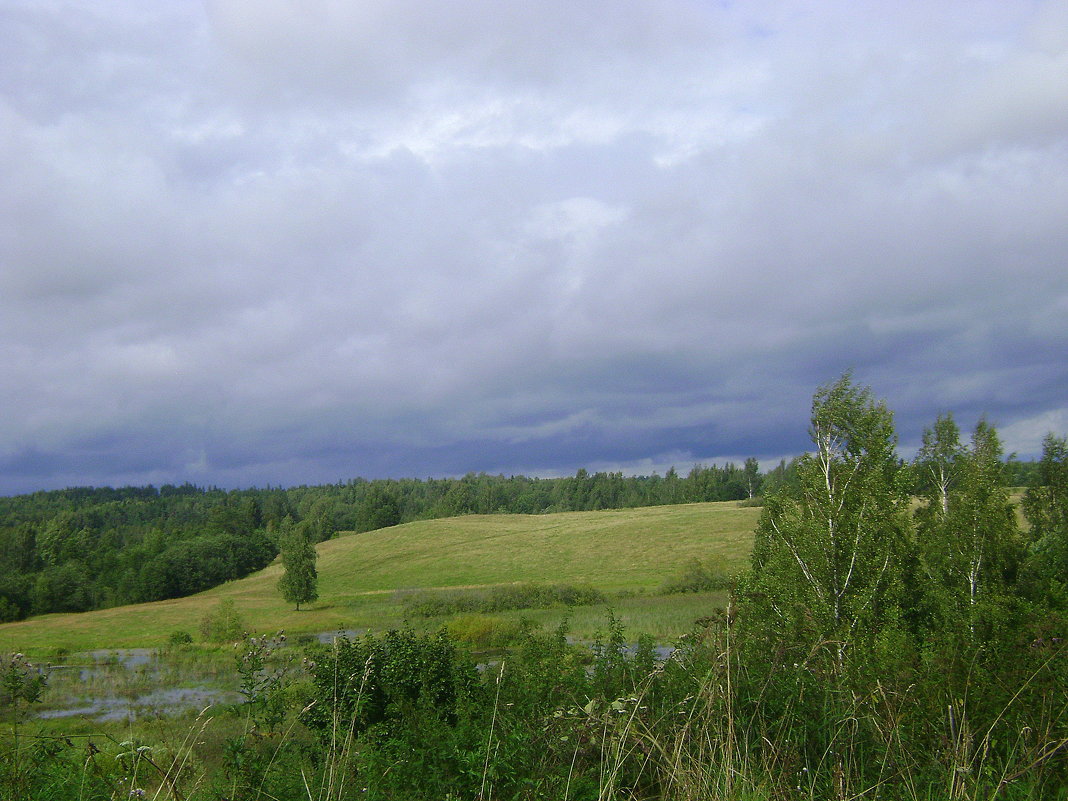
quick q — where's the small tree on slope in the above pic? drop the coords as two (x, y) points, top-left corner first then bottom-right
(277, 518), (318, 611)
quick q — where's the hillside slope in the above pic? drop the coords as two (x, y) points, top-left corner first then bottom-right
(0, 501), (758, 651)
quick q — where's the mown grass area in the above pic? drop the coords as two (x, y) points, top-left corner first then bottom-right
(0, 501), (758, 654)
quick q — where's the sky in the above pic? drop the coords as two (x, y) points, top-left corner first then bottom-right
(1, 0), (1066, 495)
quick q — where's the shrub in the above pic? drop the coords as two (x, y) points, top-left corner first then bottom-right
(400, 582), (607, 618)
(445, 614), (533, 648)
(168, 630), (194, 646)
(303, 627), (480, 740)
(198, 598), (245, 643)
(0, 653), (47, 710)
(657, 557), (733, 594)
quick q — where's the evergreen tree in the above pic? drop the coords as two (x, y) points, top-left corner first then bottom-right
(277, 518), (318, 611)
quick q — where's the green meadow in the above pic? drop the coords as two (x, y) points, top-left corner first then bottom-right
(0, 501), (758, 654)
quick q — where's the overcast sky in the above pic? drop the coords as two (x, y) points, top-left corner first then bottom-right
(1, 1), (1066, 495)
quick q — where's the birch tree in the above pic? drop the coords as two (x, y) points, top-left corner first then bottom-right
(746, 374), (909, 665)
(914, 413), (964, 520)
(918, 420), (1019, 631)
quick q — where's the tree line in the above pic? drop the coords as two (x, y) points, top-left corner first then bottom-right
(0, 461), (765, 621)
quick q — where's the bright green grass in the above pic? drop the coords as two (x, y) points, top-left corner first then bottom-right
(0, 501), (758, 653)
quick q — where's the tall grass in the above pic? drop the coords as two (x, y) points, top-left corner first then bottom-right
(2, 617), (1065, 800)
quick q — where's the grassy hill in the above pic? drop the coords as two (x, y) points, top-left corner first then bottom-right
(0, 501), (759, 653)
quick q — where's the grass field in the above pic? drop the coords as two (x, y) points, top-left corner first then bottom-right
(0, 501), (758, 654)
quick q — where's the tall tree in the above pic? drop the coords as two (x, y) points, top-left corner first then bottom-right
(744, 457), (762, 499)
(920, 420), (1019, 630)
(277, 518), (318, 611)
(357, 484), (402, 532)
(744, 374), (910, 666)
(914, 413), (964, 519)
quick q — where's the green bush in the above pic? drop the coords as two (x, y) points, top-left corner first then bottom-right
(303, 627), (480, 740)
(168, 630), (194, 646)
(657, 557), (732, 594)
(445, 614), (533, 648)
(198, 598), (245, 643)
(400, 582), (606, 618)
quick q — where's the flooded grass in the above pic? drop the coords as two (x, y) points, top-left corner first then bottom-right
(32, 645), (241, 723)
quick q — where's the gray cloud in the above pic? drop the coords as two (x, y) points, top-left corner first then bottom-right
(1, 0), (1066, 494)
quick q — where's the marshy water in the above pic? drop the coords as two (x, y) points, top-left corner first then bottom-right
(37, 648), (242, 722)
(35, 631), (367, 722)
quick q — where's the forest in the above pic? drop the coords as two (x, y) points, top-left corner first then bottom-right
(0, 459), (773, 620)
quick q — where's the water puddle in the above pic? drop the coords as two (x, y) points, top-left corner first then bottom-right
(85, 648), (156, 668)
(312, 629), (364, 643)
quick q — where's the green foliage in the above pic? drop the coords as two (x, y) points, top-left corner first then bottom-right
(731, 377), (1068, 800)
(914, 411), (964, 516)
(0, 653), (46, 711)
(743, 373), (911, 662)
(445, 613), (534, 647)
(198, 598), (245, 643)
(658, 556), (733, 594)
(0, 598), (20, 624)
(235, 631), (293, 732)
(400, 582), (606, 617)
(139, 530), (276, 602)
(298, 615), (698, 800)
(1023, 434), (1068, 598)
(918, 419), (1022, 632)
(167, 630), (193, 646)
(277, 518), (318, 610)
(303, 627), (480, 742)
(356, 483), (402, 532)
(31, 561), (95, 613)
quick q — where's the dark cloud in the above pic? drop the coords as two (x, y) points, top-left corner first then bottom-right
(1, 1), (1066, 494)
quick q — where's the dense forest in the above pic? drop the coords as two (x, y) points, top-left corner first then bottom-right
(0, 460), (774, 621)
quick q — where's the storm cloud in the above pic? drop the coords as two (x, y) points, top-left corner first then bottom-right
(1, 0), (1066, 494)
